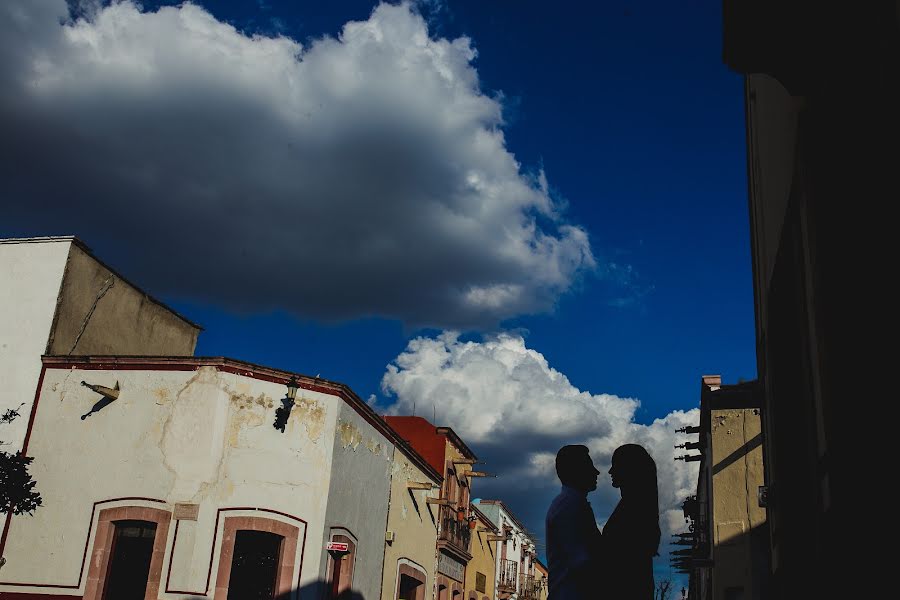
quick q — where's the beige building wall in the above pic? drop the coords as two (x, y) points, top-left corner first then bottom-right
(435, 442), (474, 597)
(381, 448), (441, 600)
(48, 242), (200, 356)
(464, 510), (496, 600)
(711, 406), (766, 600)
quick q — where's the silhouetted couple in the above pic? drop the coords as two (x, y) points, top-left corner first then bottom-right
(545, 444), (660, 600)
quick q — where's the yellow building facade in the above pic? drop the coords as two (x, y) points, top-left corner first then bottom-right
(465, 504), (498, 600)
(381, 446), (444, 600)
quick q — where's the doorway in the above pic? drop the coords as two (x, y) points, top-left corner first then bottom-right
(226, 530), (285, 600)
(102, 520), (158, 600)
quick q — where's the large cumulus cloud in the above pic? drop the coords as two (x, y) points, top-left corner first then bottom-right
(0, 0), (594, 328)
(381, 332), (699, 564)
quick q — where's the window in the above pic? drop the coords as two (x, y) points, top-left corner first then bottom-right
(475, 572), (486, 593)
(102, 521), (157, 600)
(226, 530), (284, 600)
(213, 515), (300, 600)
(398, 574), (422, 600)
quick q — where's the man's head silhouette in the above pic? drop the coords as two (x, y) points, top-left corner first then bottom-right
(556, 444), (601, 492)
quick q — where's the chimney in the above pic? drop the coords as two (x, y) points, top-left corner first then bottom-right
(701, 374), (721, 391)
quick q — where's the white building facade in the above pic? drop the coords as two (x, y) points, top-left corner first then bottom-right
(472, 501), (538, 600)
(0, 236), (200, 451)
(0, 356), (424, 600)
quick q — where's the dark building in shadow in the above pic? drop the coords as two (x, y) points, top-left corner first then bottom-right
(723, 2), (897, 597)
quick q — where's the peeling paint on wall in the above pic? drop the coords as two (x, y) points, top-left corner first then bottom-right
(338, 420), (390, 459)
(226, 390), (273, 449)
(153, 387), (171, 405)
(226, 396), (268, 447)
(291, 396), (326, 441)
(339, 420), (364, 450)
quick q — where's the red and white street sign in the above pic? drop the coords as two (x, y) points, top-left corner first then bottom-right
(326, 541), (350, 552)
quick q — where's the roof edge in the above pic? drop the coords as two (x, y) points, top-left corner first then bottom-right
(435, 426), (478, 461)
(476, 499), (528, 533)
(1, 236), (202, 331)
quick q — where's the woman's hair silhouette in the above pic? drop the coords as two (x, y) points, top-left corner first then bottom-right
(602, 443), (661, 600)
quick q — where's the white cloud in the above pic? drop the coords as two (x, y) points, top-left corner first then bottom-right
(0, 0), (595, 328)
(380, 332), (699, 561)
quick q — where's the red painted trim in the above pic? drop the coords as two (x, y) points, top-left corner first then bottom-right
(162, 519), (184, 594)
(0, 365), (49, 559)
(299, 516), (308, 595)
(0, 593), (83, 599)
(20, 366), (46, 456)
(38, 356), (443, 483)
(0, 498), (165, 589)
(0, 514), (12, 571)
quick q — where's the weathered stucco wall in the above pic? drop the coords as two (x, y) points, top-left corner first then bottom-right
(711, 407), (766, 600)
(381, 448), (440, 600)
(47, 243), (200, 356)
(0, 238), (70, 450)
(322, 403), (393, 600)
(465, 516), (496, 600)
(0, 365), (339, 598)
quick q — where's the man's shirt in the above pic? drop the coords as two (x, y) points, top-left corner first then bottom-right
(545, 485), (601, 600)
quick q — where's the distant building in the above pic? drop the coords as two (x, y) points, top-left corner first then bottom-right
(0, 236), (201, 450)
(676, 376), (769, 600)
(465, 503), (498, 600)
(474, 500), (537, 600)
(381, 444), (443, 600)
(531, 559), (547, 600)
(383, 417), (480, 600)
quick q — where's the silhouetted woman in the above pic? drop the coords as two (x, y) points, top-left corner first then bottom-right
(602, 444), (661, 600)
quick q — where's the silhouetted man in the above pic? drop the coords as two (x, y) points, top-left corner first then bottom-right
(545, 445), (602, 600)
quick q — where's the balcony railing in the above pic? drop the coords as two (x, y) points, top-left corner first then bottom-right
(519, 574), (538, 600)
(498, 560), (518, 591)
(438, 507), (471, 553)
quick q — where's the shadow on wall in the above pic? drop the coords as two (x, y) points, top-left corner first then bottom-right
(272, 580), (366, 600)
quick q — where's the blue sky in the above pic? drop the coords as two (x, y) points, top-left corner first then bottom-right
(162, 0), (755, 420)
(2, 0), (754, 589)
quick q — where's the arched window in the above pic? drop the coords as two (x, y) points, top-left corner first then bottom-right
(396, 560), (427, 600)
(214, 515), (300, 599)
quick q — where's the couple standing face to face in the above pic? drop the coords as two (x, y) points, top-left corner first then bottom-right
(555, 444), (634, 492)
(548, 444), (660, 600)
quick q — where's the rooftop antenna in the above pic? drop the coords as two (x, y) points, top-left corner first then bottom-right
(413, 400), (416, 416)
(433, 404), (436, 423)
